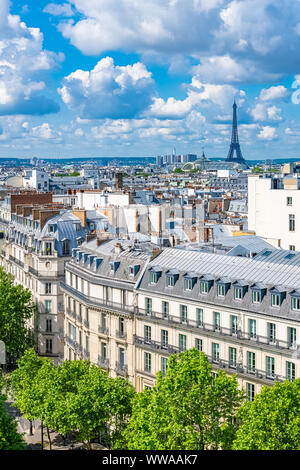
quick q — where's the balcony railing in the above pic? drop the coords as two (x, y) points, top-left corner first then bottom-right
(135, 308), (299, 353)
(115, 361), (128, 376)
(98, 325), (109, 335)
(98, 356), (109, 369)
(9, 255), (24, 268)
(116, 330), (127, 340)
(61, 281), (134, 314)
(134, 335), (288, 384)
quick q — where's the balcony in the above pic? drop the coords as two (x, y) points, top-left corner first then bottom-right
(134, 336), (287, 384)
(116, 330), (127, 340)
(9, 255), (24, 268)
(135, 308), (298, 354)
(98, 356), (109, 369)
(115, 361), (128, 376)
(60, 281), (134, 315)
(98, 325), (109, 335)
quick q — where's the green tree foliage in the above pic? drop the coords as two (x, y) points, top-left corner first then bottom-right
(172, 167), (184, 174)
(0, 375), (25, 450)
(8, 352), (136, 450)
(124, 349), (245, 450)
(0, 269), (35, 364)
(233, 379), (300, 450)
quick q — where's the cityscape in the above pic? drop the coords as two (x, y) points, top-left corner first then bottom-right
(0, 0), (299, 457)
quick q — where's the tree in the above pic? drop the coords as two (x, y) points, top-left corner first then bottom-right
(0, 268), (35, 365)
(0, 375), (25, 450)
(233, 379), (300, 450)
(124, 349), (245, 450)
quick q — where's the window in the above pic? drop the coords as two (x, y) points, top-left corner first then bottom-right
(195, 338), (202, 351)
(229, 347), (237, 368)
(119, 347), (125, 365)
(161, 330), (168, 348)
(271, 293), (280, 307)
(217, 284), (225, 297)
(145, 297), (152, 315)
(45, 300), (52, 313)
(49, 225), (54, 233)
(267, 323), (276, 344)
(166, 275), (175, 287)
(144, 352), (151, 372)
(179, 334), (187, 352)
(79, 331), (82, 346)
(234, 287), (243, 300)
(85, 335), (89, 352)
(291, 296), (300, 311)
(45, 242), (52, 255)
(162, 301), (169, 318)
(101, 342), (107, 359)
(246, 383), (255, 402)
(200, 281), (208, 294)
(286, 361), (295, 381)
(184, 278), (193, 291)
(150, 272), (159, 284)
(247, 351), (256, 373)
(161, 357), (168, 377)
(196, 308), (203, 327)
(46, 339), (52, 354)
(289, 214), (295, 232)
(180, 305), (187, 323)
(288, 327), (297, 348)
(213, 311), (220, 331)
(144, 325), (151, 342)
(45, 282), (51, 294)
(287, 197), (293, 206)
(119, 317), (125, 334)
(249, 319), (257, 339)
(46, 319), (52, 332)
(252, 290), (261, 303)
(266, 356), (275, 378)
(101, 313), (107, 329)
(289, 245), (296, 251)
(62, 239), (70, 255)
(230, 315), (238, 335)
(212, 343), (219, 362)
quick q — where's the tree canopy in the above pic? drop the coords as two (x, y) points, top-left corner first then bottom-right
(0, 375), (25, 450)
(233, 379), (300, 450)
(0, 268), (35, 364)
(124, 348), (245, 450)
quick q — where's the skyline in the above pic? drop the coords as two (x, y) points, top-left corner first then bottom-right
(1, 0), (300, 159)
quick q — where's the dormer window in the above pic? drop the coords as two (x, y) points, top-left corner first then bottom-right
(166, 269), (179, 287)
(270, 286), (286, 307)
(129, 265), (140, 277)
(234, 287), (243, 300)
(200, 281), (208, 294)
(271, 294), (280, 307)
(183, 273), (197, 291)
(252, 284), (266, 304)
(149, 266), (162, 284)
(233, 281), (248, 300)
(217, 284), (225, 297)
(49, 224), (55, 233)
(291, 291), (300, 311)
(110, 261), (120, 273)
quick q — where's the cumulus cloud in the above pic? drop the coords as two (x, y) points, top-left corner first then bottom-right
(51, 0), (300, 84)
(31, 123), (62, 141)
(0, 0), (61, 116)
(257, 126), (277, 140)
(58, 57), (155, 119)
(250, 103), (282, 122)
(43, 3), (74, 17)
(259, 85), (288, 101)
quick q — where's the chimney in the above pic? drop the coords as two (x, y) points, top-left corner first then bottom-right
(73, 208), (87, 229)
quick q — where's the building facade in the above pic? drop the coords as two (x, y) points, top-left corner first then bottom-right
(62, 242), (300, 400)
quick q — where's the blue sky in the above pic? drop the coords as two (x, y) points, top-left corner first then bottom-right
(1, 0), (300, 160)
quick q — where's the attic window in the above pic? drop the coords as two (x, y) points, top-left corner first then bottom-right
(285, 253), (296, 260)
(183, 273), (197, 291)
(110, 261), (120, 273)
(129, 265), (140, 277)
(49, 225), (55, 233)
(262, 250), (272, 257)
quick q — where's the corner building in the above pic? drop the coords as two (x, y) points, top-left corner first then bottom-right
(62, 242), (300, 400)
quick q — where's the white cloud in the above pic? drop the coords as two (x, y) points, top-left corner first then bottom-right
(0, 0), (61, 116)
(43, 3), (74, 17)
(257, 126), (277, 140)
(31, 123), (62, 141)
(58, 57), (155, 119)
(250, 103), (282, 122)
(259, 85), (288, 101)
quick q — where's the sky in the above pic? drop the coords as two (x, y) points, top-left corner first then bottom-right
(1, 0), (300, 160)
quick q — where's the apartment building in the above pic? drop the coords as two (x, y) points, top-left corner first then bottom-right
(0, 195), (107, 362)
(60, 238), (154, 380)
(248, 174), (300, 250)
(62, 241), (299, 401)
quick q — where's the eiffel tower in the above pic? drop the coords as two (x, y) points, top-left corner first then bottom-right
(226, 100), (246, 165)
